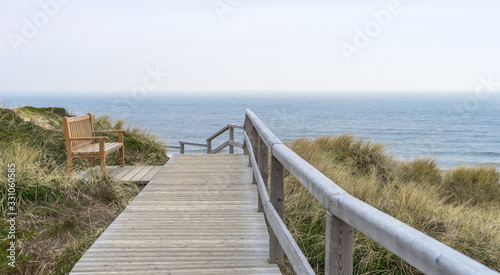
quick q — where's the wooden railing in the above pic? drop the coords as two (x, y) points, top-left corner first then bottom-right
(167, 124), (243, 154)
(241, 109), (499, 275)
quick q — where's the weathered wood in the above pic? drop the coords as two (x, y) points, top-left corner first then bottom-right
(177, 141), (207, 155)
(325, 211), (353, 275)
(130, 166), (153, 182)
(249, 126), (258, 186)
(62, 113), (125, 175)
(206, 124), (243, 143)
(269, 155), (284, 267)
(244, 110), (282, 149)
(113, 166), (136, 180)
(141, 166), (162, 182)
(229, 126), (234, 154)
(245, 133), (314, 274)
(71, 155), (280, 274)
(207, 140), (212, 153)
(229, 140), (243, 149)
(208, 140), (230, 154)
(178, 141), (207, 147)
(206, 124), (230, 142)
(121, 166), (147, 182)
(257, 136), (268, 213)
(244, 132), (260, 212)
(243, 115), (251, 155)
(244, 108), (500, 275)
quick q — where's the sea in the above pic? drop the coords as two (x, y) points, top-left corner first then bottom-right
(2, 92), (499, 169)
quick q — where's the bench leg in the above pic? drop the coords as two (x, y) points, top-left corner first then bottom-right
(119, 147), (124, 167)
(100, 155), (106, 177)
(91, 157), (96, 167)
(66, 158), (73, 175)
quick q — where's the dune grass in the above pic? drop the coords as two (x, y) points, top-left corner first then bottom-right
(0, 107), (168, 274)
(283, 134), (500, 274)
(2, 107), (499, 274)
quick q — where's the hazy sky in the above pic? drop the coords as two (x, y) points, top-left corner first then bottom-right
(1, 0), (499, 95)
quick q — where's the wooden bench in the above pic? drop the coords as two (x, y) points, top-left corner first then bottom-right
(62, 113), (125, 176)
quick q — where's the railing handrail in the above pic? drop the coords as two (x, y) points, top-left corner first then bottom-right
(169, 124), (243, 154)
(178, 141), (207, 147)
(244, 131), (315, 274)
(243, 109), (499, 275)
(206, 124), (243, 142)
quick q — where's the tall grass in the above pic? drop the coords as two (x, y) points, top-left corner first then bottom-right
(92, 114), (167, 166)
(0, 107), (168, 274)
(441, 165), (500, 206)
(284, 134), (500, 274)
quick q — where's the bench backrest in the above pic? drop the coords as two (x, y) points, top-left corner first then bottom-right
(62, 113), (95, 152)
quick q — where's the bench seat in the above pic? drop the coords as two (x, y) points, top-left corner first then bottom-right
(73, 142), (123, 156)
(63, 113), (125, 176)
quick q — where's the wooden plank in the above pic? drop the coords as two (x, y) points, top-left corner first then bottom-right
(113, 166), (136, 180)
(208, 140), (229, 154)
(269, 154), (284, 267)
(120, 166), (146, 182)
(79, 166), (162, 182)
(129, 166), (153, 182)
(107, 166), (122, 177)
(178, 141), (207, 147)
(229, 140), (243, 149)
(206, 124), (230, 141)
(141, 166), (162, 182)
(78, 168), (92, 180)
(245, 133), (314, 274)
(71, 154), (280, 274)
(257, 135), (268, 212)
(325, 211), (353, 275)
(229, 126), (234, 154)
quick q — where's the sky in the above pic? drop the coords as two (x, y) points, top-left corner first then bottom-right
(1, 0), (499, 95)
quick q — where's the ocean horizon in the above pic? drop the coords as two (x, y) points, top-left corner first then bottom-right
(2, 92), (499, 169)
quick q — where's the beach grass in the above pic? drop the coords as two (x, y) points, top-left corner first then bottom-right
(283, 134), (500, 274)
(0, 107), (168, 274)
(2, 106), (499, 274)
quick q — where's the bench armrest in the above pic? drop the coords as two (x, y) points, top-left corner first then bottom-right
(94, 130), (126, 133)
(70, 136), (109, 141)
(94, 130), (125, 143)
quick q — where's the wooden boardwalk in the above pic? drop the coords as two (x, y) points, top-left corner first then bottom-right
(78, 166), (162, 183)
(71, 154), (281, 274)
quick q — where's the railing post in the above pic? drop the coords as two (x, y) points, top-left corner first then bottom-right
(250, 126), (258, 185)
(325, 211), (353, 275)
(180, 143), (185, 154)
(243, 116), (251, 156)
(207, 140), (211, 154)
(269, 154), (284, 267)
(229, 126), (234, 154)
(257, 136), (268, 213)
